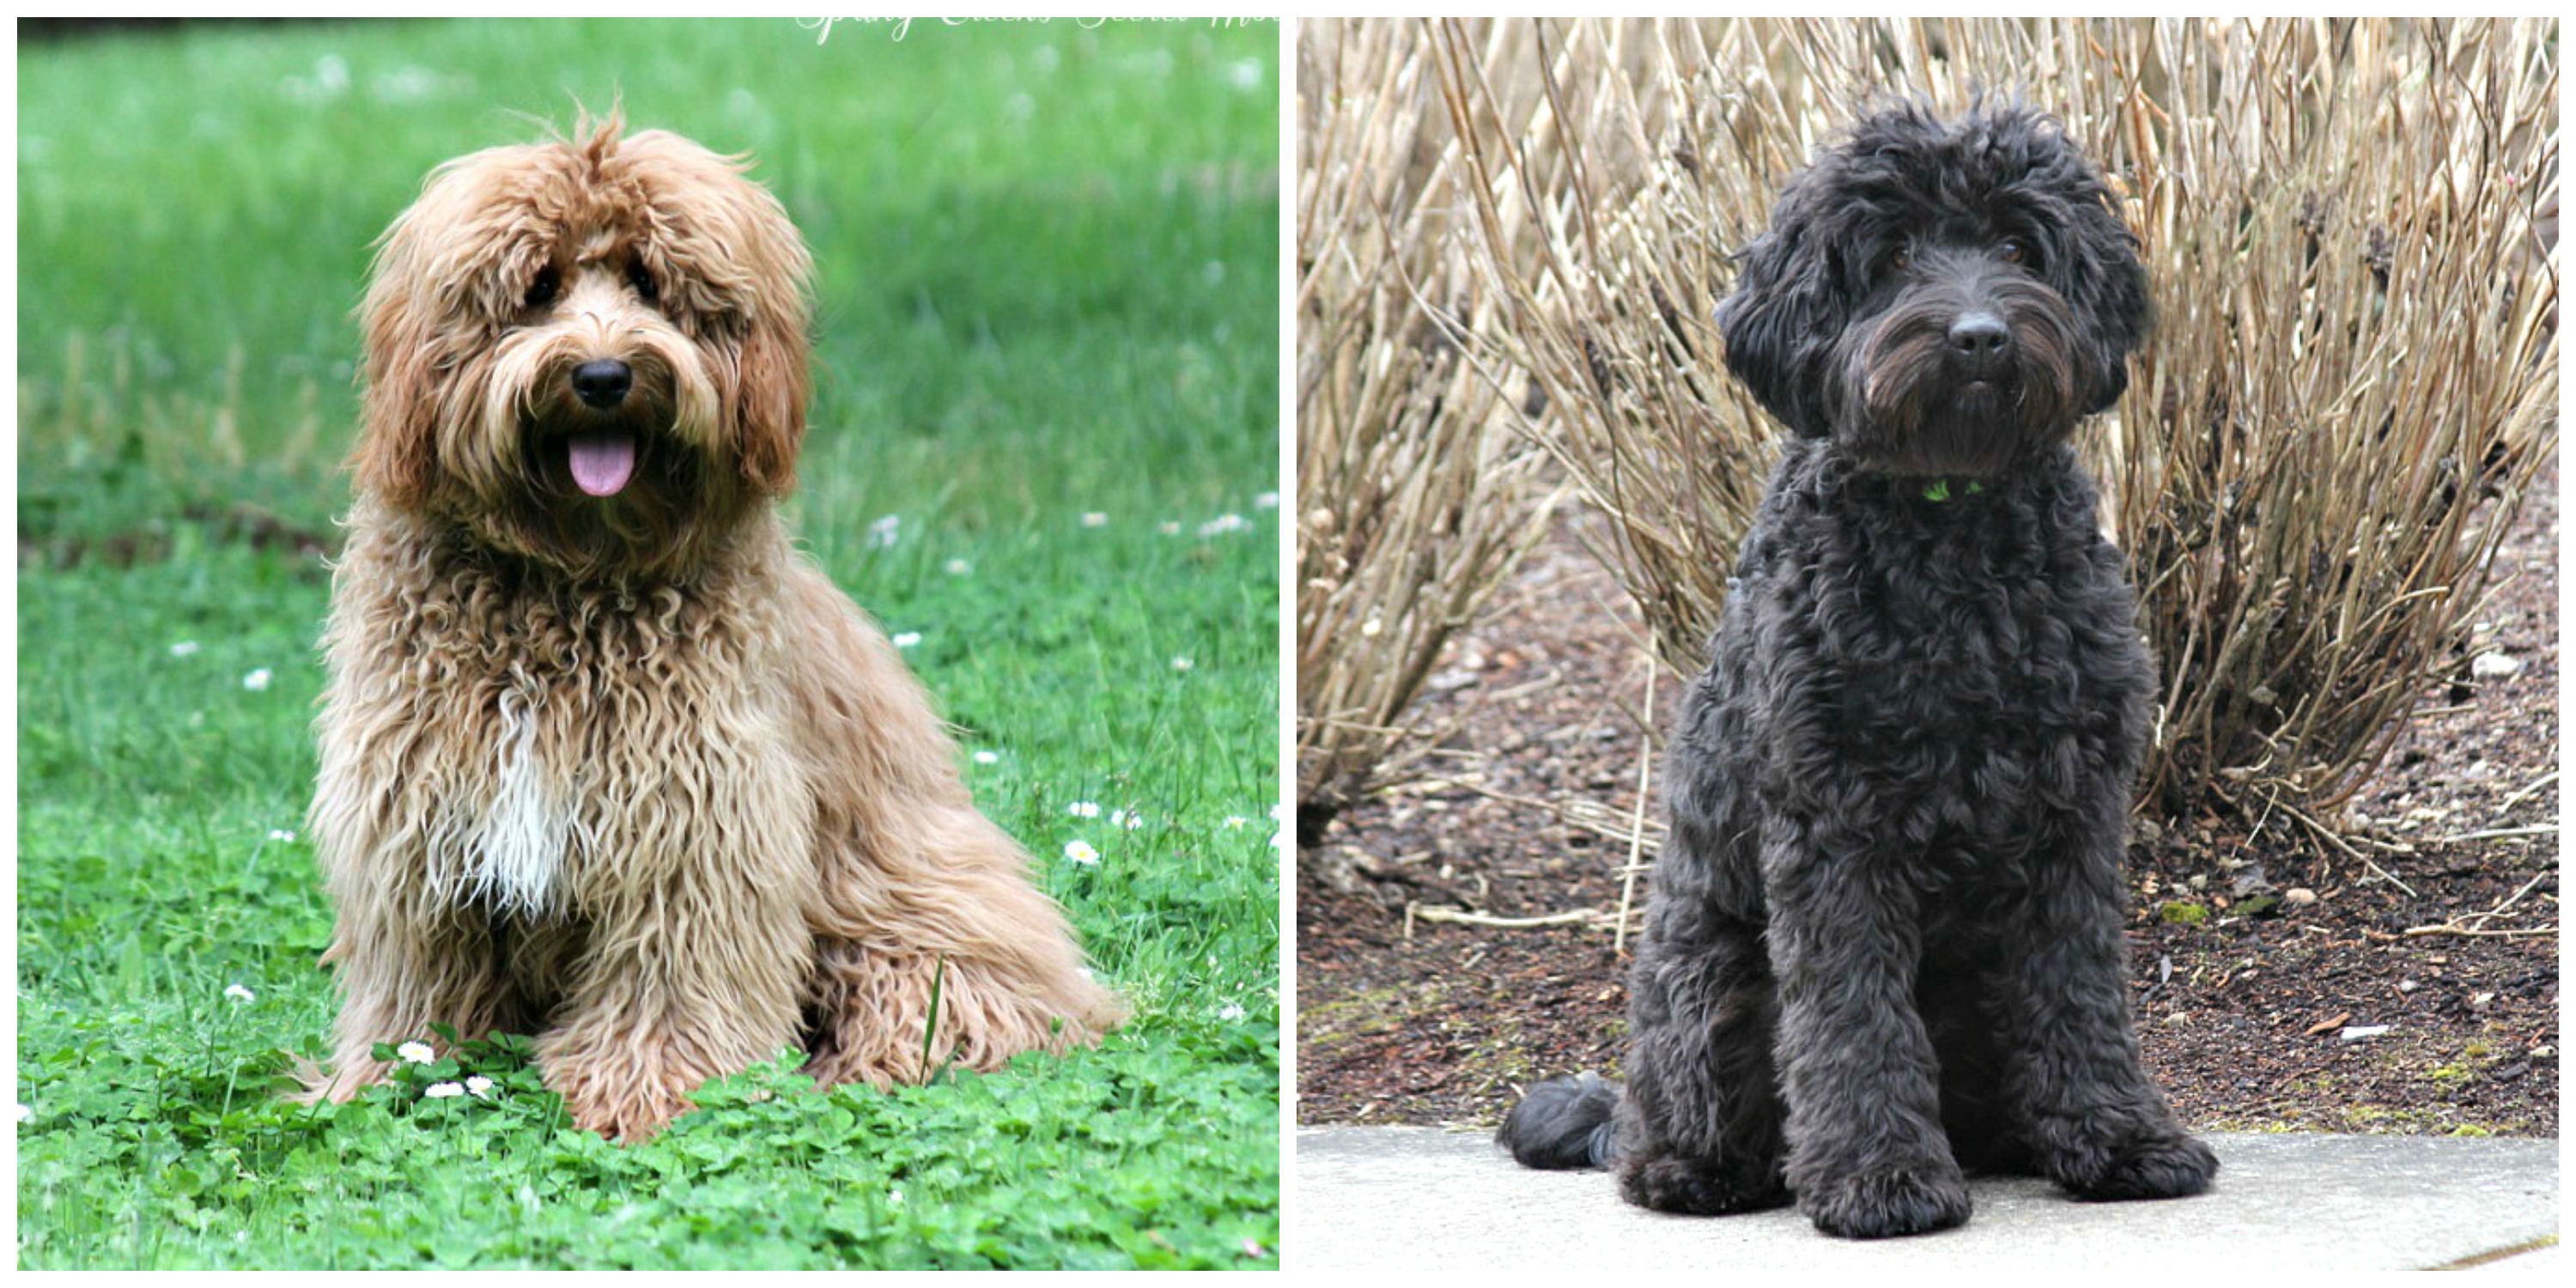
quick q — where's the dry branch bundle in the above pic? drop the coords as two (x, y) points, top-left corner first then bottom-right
(1293, 20), (1559, 838)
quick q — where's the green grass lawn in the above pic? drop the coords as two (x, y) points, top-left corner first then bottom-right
(15, 17), (1282, 1270)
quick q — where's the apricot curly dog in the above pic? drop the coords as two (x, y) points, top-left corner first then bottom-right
(301, 116), (1125, 1141)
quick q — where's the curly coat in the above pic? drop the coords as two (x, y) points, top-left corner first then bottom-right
(302, 118), (1124, 1141)
(1498, 104), (2215, 1237)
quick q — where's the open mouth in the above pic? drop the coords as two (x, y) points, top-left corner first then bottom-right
(566, 429), (638, 497)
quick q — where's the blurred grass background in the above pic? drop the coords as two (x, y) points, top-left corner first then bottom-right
(16, 16), (1283, 1270)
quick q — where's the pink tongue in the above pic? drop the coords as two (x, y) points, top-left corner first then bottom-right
(568, 431), (636, 497)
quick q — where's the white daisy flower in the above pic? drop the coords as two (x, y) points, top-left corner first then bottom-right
(168, 641), (201, 658)
(1068, 802), (1102, 818)
(1222, 816), (1249, 830)
(889, 1188), (905, 1206)
(1063, 840), (1099, 866)
(1218, 1002), (1247, 1022)
(1109, 809), (1144, 831)
(12, 1103), (31, 1124)
(465, 1076), (495, 1098)
(945, 558), (972, 575)
(224, 984), (255, 1004)
(1081, 512), (1109, 528)
(1170, 656), (1194, 672)
(424, 1081), (465, 1099)
(1197, 513), (1250, 537)
(971, 750), (1000, 765)
(1254, 491), (1280, 510)
(866, 514), (902, 549)
(242, 668), (274, 692)
(268, 829), (296, 843)
(396, 1041), (435, 1065)
(891, 631), (923, 649)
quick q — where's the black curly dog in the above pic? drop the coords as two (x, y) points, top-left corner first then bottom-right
(1498, 105), (2217, 1238)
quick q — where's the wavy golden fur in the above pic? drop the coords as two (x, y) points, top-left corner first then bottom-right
(303, 116), (1125, 1140)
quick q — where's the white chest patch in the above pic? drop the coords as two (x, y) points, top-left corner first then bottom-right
(466, 695), (569, 917)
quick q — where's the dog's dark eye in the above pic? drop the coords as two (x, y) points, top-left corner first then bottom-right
(526, 265), (561, 309)
(1888, 246), (1911, 273)
(629, 262), (659, 302)
(1998, 237), (2028, 265)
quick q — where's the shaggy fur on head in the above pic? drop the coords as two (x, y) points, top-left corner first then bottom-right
(302, 115), (1126, 1142)
(1497, 103), (2215, 1237)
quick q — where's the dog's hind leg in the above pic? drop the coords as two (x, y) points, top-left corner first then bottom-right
(1597, 680), (1792, 1212)
(781, 561), (1127, 1089)
(793, 783), (1127, 1087)
(1610, 893), (1791, 1215)
(799, 927), (1113, 1088)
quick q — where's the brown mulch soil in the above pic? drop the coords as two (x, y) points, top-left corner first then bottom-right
(1297, 454), (2559, 1137)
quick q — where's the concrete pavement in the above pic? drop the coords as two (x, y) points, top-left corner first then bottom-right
(1293, 1127), (2557, 1273)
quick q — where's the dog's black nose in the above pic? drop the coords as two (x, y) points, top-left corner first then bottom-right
(1947, 313), (2011, 377)
(572, 359), (633, 410)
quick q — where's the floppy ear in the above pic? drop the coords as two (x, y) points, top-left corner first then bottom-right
(722, 174), (814, 495)
(2063, 205), (2151, 415)
(1716, 220), (1840, 437)
(734, 286), (811, 495)
(349, 219), (447, 507)
(2029, 124), (2153, 416)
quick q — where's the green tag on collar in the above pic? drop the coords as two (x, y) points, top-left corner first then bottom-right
(1921, 479), (1984, 502)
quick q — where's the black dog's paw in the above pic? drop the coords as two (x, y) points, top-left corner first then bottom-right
(1800, 1161), (1971, 1239)
(2068, 1133), (2219, 1201)
(1618, 1152), (1792, 1217)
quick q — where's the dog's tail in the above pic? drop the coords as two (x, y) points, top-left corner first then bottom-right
(1496, 1071), (1620, 1170)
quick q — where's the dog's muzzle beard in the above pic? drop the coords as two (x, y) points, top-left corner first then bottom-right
(452, 352), (744, 582)
(1832, 274), (2087, 480)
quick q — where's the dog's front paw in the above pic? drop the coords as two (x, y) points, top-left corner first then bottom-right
(2067, 1133), (2218, 1201)
(558, 1079), (691, 1144)
(291, 1050), (387, 1105)
(543, 1053), (698, 1143)
(1617, 1151), (1791, 1216)
(1800, 1161), (1971, 1238)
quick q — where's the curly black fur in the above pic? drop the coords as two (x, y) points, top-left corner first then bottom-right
(1498, 103), (2216, 1239)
